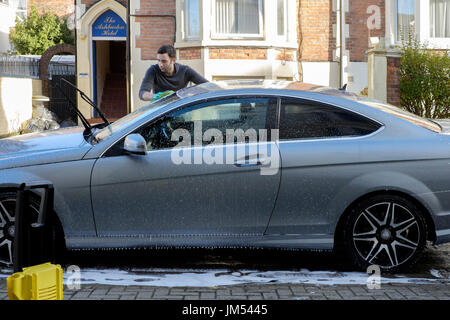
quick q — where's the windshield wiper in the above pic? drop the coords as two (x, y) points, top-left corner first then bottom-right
(61, 78), (111, 126)
(54, 81), (93, 136)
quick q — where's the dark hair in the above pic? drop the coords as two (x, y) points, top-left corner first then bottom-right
(157, 45), (176, 58)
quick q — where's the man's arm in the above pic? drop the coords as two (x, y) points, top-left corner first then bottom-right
(139, 67), (156, 101)
(186, 66), (208, 85)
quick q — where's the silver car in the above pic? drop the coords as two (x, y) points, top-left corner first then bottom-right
(0, 80), (449, 272)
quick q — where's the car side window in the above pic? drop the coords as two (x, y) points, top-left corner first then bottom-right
(140, 97), (270, 150)
(279, 98), (381, 140)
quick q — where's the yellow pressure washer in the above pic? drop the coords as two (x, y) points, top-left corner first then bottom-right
(7, 182), (63, 300)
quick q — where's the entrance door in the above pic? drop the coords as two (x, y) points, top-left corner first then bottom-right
(91, 9), (127, 120)
(93, 40), (127, 119)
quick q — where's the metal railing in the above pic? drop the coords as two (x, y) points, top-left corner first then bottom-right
(0, 55), (75, 79)
(48, 63), (75, 79)
(0, 55), (40, 79)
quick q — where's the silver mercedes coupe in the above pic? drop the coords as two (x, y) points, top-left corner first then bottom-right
(0, 80), (449, 272)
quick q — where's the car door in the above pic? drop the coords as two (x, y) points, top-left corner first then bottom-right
(266, 97), (382, 237)
(90, 96), (280, 238)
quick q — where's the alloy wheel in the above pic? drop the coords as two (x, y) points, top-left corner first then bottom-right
(352, 201), (422, 269)
(0, 195), (39, 266)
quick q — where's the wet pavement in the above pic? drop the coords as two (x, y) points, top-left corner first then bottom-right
(0, 243), (449, 300)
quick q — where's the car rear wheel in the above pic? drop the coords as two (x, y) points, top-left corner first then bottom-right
(343, 195), (427, 272)
(0, 191), (40, 266)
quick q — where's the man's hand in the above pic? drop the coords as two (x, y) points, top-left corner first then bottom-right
(141, 91), (154, 101)
(152, 90), (175, 101)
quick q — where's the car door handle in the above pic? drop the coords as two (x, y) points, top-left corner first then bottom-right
(233, 157), (266, 167)
(234, 161), (263, 167)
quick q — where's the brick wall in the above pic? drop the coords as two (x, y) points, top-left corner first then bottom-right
(298, 0), (334, 62)
(28, 0), (75, 17)
(298, 1), (386, 63)
(386, 56), (401, 106)
(209, 48), (267, 60)
(347, 1), (385, 62)
(275, 49), (295, 61)
(135, 0), (176, 60)
(179, 48), (201, 60)
(82, 0), (128, 10)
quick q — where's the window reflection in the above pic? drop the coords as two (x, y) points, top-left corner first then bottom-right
(396, 0), (415, 41)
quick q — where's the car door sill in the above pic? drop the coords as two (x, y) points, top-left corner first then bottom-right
(65, 234), (334, 251)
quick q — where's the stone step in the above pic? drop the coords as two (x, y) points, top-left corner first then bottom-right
(100, 72), (127, 119)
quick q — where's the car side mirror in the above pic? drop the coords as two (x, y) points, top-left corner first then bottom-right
(123, 134), (147, 155)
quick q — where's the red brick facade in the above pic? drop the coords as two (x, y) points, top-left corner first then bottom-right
(347, 1), (385, 62)
(209, 48), (267, 60)
(135, 0), (176, 60)
(82, 0), (127, 9)
(80, 0), (176, 61)
(386, 56), (401, 106)
(179, 48), (201, 60)
(75, 1), (387, 66)
(72, 1), (399, 104)
(298, 0), (334, 62)
(135, 17), (176, 60)
(28, 0), (74, 17)
(298, 0), (386, 63)
(275, 49), (295, 61)
(29, 0), (127, 18)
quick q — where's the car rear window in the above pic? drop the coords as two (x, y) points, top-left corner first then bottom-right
(359, 100), (442, 133)
(279, 98), (382, 140)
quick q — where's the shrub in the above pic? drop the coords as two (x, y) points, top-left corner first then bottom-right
(9, 6), (74, 55)
(400, 37), (450, 119)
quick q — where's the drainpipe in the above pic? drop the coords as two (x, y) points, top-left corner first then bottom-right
(126, 0), (131, 114)
(337, 0), (346, 88)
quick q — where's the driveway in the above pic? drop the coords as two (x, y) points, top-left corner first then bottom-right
(1, 243), (448, 301)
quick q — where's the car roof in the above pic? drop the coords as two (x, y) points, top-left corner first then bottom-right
(177, 80), (360, 101)
(175, 80), (441, 133)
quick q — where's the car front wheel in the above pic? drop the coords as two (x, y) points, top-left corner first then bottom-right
(0, 191), (40, 266)
(343, 195), (427, 272)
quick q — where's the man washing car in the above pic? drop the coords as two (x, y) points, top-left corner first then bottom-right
(139, 45), (208, 101)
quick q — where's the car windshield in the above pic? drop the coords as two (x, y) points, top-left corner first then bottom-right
(358, 99), (442, 133)
(93, 93), (180, 144)
(92, 83), (224, 144)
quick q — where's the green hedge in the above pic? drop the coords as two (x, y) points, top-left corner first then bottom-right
(9, 6), (74, 55)
(400, 38), (450, 119)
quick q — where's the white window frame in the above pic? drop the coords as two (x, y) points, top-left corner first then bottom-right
(417, 0), (450, 48)
(10, 0), (27, 21)
(184, 0), (200, 40)
(211, 0), (264, 39)
(389, 0), (450, 49)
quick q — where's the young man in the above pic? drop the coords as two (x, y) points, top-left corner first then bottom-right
(139, 45), (208, 101)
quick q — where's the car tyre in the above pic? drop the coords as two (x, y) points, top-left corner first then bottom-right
(342, 194), (427, 273)
(0, 191), (52, 266)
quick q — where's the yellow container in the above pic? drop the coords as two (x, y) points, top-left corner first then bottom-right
(7, 262), (63, 300)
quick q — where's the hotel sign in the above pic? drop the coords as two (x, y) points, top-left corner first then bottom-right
(92, 10), (126, 38)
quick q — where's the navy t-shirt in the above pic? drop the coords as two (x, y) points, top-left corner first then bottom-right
(139, 63), (207, 100)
